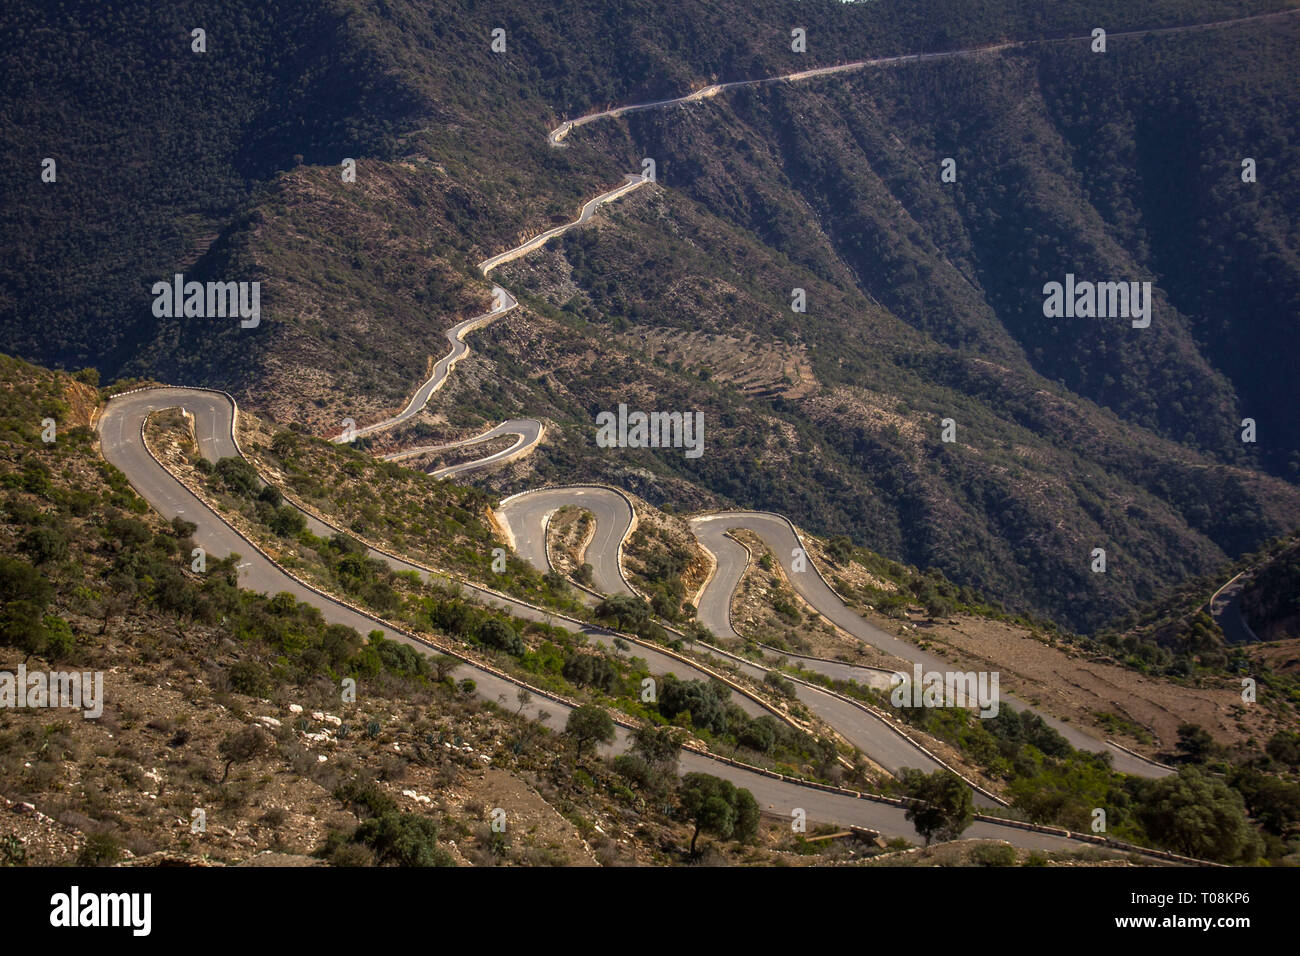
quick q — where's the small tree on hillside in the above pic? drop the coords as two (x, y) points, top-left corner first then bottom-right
(900, 768), (974, 845)
(219, 725), (272, 784)
(478, 618), (524, 656)
(1175, 722), (1218, 764)
(431, 654), (460, 683)
(632, 724), (684, 770)
(595, 593), (651, 631)
(1137, 766), (1262, 863)
(678, 772), (760, 856)
(565, 704), (615, 757)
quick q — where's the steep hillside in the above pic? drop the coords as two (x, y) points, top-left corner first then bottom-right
(3, 0), (1298, 634)
(1241, 540), (1300, 642)
(0, 355), (878, 867)
(0, 0), (425, 373)
(492, 178), (1300, 632)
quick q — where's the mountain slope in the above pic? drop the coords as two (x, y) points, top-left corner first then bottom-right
(2, 0), (1298, 634)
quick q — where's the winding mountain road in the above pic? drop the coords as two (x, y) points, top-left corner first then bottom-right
(339, 174), (647, 450)
(547, 9), (1298, 145)
(92, 11), (1280, 853)
(383, 418), (545, 479)
(339, 291), (516, 443)
(99, 385), (1091, 847)
(495, 489), (1005, 799)
(689, 513), (1170, 777)
(497, 486), (636, 598)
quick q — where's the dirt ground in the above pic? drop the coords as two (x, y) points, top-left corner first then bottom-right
(615, 325), (818, 401)
(727, 527), (1271, 758)
(907, 616), (1260, 755)
(1247, 637), (1300, 677)
(547, 505), (595, 579)
(622, 494), (713, 603)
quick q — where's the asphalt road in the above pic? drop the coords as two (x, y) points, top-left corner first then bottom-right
(340, 174), (647, 456)
(496, 490), (995, 799)
(100, 386), (1113, 846)
(383, 418), (545, 479)
(498, 498), (1169, 786)
(690, 513), (1172, 779)
(342, 291), (518, 442)
(479, 175), (648, 273)
(496, 487), (635, 597)
(1208, 571), (1262, 645)
(548, 9), (1300, 146)
(92, 15), (1289, 853)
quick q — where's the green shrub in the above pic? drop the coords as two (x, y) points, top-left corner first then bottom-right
(970, 842), (1018, 867)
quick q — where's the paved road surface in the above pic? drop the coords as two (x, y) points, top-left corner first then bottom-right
(340, 291), (517, 442)
(97, 10), (1284, 853)
(496, 487), (635, 597)
(100, 386), (1116, 847)
(339, 175), (647, 455)
(496, 491), (995, 800)
(383, 418), (545, 479)
(690, 512), (1172, 778)
(549, 10), (1299, 144)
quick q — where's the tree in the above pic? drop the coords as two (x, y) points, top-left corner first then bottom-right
(0, 555), (60, 661)
(1266, 730), (1300, 768)
(0, 555), (52, 607)
(268, 505), (305, 537)
(1175, 723), (1218, 764)
(613, 726), (684, 800)
(1, 602), (55, 661)
(218, 725), (271, 783)
(37, 615), (75, 660)
(515, 688), (532, 716)
(632, 724), (683, 770)
(658, 675), (728, 735)
(827, 536), (854, 565)
(431, 654), (459, 682)
(214, 456), (261, 496)
(562, 650), (617, 692)
(565, 704), (615, 757)
(334, 777), (398, 821)
(925, 595), (956, 619)
(19, 526), (68, 565)
(270, 432), (297, 459)
(1232, 768), (1300, 837)
(478, 618), (524, 656)
(595, 593), (651, 631)
(678, 773), (760, 856)
(738, 715), (779, 753)
(170, 516), (197, 539)
(762, 671), (796, 699)
(78, 832), (122, 866)
(899, 768), (974, 845)
(1137, 767), (1261, 863)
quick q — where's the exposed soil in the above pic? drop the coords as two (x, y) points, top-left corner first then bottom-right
(548, 505), (595, 579)
(727, 526), (1271, 759)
